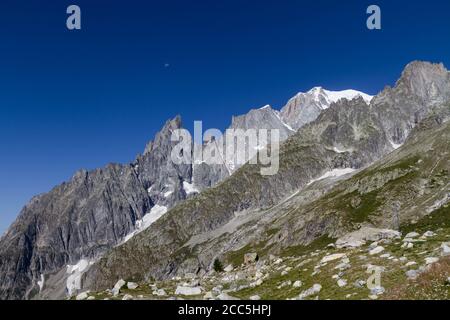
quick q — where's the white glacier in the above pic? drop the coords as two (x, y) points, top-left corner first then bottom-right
(183, 181), (199, 195)
(307, 168), (356, 186)
(66, 259), (93, 297)
(122, 205), (168, 244)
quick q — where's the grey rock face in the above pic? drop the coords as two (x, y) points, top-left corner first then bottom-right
(371, 61), (450, 146)
(0, 116), (194, 300)
(193, 105), (294, 189)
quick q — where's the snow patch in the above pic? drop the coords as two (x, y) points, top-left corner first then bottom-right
(164, 190), (173, 197)
(323, 89), (373, 105)
(66, 259), (93, 297)
(274, 110), (295, 132)
(330, 146), (353, 154)
(37, 274), (45, 292)
(390, 140), (403, 150)
(183, 181), (199, 195)
(123, 205), (168, 243)
(308, 168), (356, 186)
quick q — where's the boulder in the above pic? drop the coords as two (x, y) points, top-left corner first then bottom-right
(425, 257), (439, 265)
(175, 286), (202, 296)
(337, 279), (347, 287)
(75, 291), (89, 301)
(369, 246), (384, 255)
(406, 270), (419, 279)
(112, 279), (126, 296)
(422, 231), (436, 238)
(440, 242), (450, 256)
(298, 284), (322, 300)
(320, 253), (346, 264)
(224, 264), (234, 273)
(244, 253), (259, 265)
(153, 289), (166, 296)
(127, 282), (139, 290)
(404, 232), (420, 239)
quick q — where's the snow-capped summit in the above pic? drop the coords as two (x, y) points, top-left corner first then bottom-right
(280, 87), (373, 130)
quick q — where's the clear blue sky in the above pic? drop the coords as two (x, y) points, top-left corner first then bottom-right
(1, 0), (450, 234)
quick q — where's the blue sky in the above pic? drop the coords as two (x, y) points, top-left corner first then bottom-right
(1, 0), (450, 234)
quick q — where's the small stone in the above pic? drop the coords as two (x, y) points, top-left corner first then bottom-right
(405, 261), (417, 267)
(127, 282), (139, 290)
(440, 242), (450, 256)
(87, 296), (95, 300)
(244, 253), (259, 265)
(407, 243), (414, 249)
(175, 286), (202, 296)
(273, 258), (283, 265)
(406, 270), (419, 279)
(224, 264), (234, 273)
(250, 295), (261, 301)
(380, 253), (391, 259)
(76, 292), (89, 301)
(370, 286), (385, 295)
(354, 280), (366, 288)
(293, 281), (302, 288)
(423, 231), (436, 238)
(335, 262), (351, 271)
(153, 289), (166, 296)
(337, 279), (347, 287)
(425, 257), (439, 265)
(368, 242), (379, 250)
(404, 232), (420, 239)
(112, 279), (126, 296)
(204, 292), (214, 299)
(298, 284), (322, 300)
(369, 246), (384, 255)
(320, 253), (346, 264)
(122, 294), (133, 301)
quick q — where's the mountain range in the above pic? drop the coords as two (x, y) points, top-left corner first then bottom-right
(0, 61), (449, 300)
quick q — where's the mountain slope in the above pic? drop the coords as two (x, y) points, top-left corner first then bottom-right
(78, 62), (450, 296)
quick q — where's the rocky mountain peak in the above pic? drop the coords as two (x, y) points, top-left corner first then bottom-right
(395, 61), (450, 104)
(280, 87), (373, 131)
(144, 115), (182, 155)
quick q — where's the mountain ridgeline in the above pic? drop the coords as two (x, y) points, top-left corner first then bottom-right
(0, 61), (449, 300)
